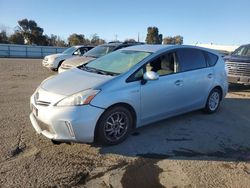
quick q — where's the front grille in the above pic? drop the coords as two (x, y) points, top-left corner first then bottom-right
(226, 62), (250, 77)
(35, 100), (51, 106)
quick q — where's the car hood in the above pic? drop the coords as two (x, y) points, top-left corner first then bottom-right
(224, 55), (250, 63)
(45, 53), (70, 60)
(63, 56), (96, 67)
(41, 68), (112, 96)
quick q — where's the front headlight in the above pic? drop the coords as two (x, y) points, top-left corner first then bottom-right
(55, 89), (100, 106)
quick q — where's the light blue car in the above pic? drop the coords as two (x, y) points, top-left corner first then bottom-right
(30, 45), (228, 145)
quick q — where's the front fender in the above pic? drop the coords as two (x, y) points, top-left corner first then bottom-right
(90, 87), (141, 127)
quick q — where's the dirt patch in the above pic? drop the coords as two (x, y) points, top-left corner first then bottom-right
(10, 145), (26, 157)
(121, 158), (164, 188)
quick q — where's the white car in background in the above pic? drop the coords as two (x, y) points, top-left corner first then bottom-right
(42, 45), (93, 71)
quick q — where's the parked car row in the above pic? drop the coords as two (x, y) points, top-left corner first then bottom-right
(31, 44), (228, 145)
(42, 42), (144, 72)
(42, 45), (94, 70)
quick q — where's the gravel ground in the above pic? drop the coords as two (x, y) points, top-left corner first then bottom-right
(0, 58), (250, 188)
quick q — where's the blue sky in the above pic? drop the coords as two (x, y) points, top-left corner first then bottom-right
(0, 0), (249, 45)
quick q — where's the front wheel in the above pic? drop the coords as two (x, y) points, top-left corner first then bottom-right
(204, 88), (221, 114)
(56, 60), (64, 70)
(96, 106), (133, 145)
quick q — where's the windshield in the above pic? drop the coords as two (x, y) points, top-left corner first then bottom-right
(62, 47), (77, 54)
(232, 46), (250, 57)
(84, 45), (116, 58)
(83, 50), (151, 74)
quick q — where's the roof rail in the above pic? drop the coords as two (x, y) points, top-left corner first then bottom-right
(122, 41), (145, 44)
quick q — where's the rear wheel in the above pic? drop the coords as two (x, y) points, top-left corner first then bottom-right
(96, 106), (133, 145)
(204, 88), (221, 114)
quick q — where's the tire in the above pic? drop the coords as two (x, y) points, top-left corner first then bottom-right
(96, 106), (133, 145)
(57, 60), (64, 70)
(51, 68), (57, 72)
(204, 88), (221, 114)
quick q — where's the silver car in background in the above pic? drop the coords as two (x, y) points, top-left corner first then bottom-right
(30, 45), (228, 145)
(42, 45), (93, 71)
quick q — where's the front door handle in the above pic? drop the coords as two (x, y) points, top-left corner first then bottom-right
(207, 73), (213, 79)
(175, 80), (183, 86)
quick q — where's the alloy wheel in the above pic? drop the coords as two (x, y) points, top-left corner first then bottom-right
(104, 112), (128, 142)
(208, 91), (220, 111)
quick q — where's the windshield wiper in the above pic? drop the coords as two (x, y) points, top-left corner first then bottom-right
(96, 70), (118, 76)
(79, 65), (118, 76)
(90, 68), (118, 76)
(80, 66), (97, 72)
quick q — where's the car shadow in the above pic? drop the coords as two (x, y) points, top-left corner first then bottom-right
(229, 83), (250, 93)
(97, 97), (250, 162)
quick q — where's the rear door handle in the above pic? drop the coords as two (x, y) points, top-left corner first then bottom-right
(175, 80), (183, 86)
(207, 73), (213, 79)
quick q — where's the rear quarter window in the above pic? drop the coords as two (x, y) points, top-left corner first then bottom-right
(204, 52), (218, 67)
(177, 48), (207, 72)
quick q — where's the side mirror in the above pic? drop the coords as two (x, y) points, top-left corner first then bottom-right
(73, 51), (80, 55)
(141, 71), (159, 85)
(143, 71), (159, 81)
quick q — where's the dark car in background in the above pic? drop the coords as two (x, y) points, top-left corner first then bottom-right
(224, 44), (250, 85)
(58, 41), (144, 73)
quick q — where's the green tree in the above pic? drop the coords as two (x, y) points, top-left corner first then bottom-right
(0, 30), (9, 43)
(9, 32), (24, 44)
(90, 34), (106, 45)
(163, 37), (174, 44)
(145, 27), (162, 44)
(17, 18), (47, 45)
(85, 38), (91, 45)
(47, 34), (67, 47)
(18, 18), (48, 45)
(163, 35), (183, 45)
(68, 33), (86, 46)
(36, 35), (49, 46)
(174, 35), (183, 45)
(158, 34), (163, 44)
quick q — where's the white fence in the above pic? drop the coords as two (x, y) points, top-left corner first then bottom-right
(193, 43), (239, 52)
(0, 43), (67, 58)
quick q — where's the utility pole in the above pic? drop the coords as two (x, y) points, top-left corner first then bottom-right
(137, 32), (140, 42)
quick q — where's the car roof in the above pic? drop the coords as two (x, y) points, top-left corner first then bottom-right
(122, 44), (220, 55)
(74, 45), (94, 48)
(99, 43), (122, 47)
(121, 44), (171, 52)
(99, 42), (143, 47)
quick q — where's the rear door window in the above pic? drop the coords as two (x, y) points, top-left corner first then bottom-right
(177, 48), (207, 72)
(204, 52), (218, 66)
(146, 52), (179, 76)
